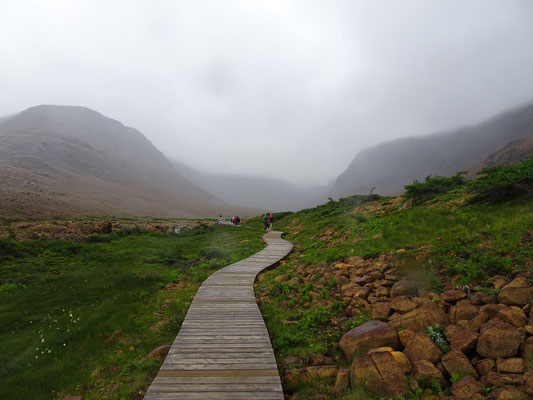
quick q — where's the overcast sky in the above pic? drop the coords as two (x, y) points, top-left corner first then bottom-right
(1, 1), (533, 185)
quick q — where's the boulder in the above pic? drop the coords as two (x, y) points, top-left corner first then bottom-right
(441, 350), (478, 379)
(390, 296), (418, 314)
(523, 336), (533, 359)
(524, 372), (533, 396)
(441, 289), (467, 303)
(398, 329), (415, 346)
(391, 351), (412, 373)
(390, 279), (418, 297)
(284, 368), (311, 390)
(412, 360), (446, 385)
(306, 365), (339, 379)
(476, 320), (522, 358)
(448, 328), (478, 353)
(449, 301), (478, 324)
(374, 286), (389, 297)
(149, 319), (169, 332)
(390, 303), (449, 332)
(503, 276), (530, 289)
(451, 376), (483, 400)
(474, 358), (495, 376)
(335, 274), (350, 287)
(481, 372), (525, 387)
(496, 357), (524, 373)
(479, 303), (507, 319)
(353, 275), (373, 285)
(339, 321), (400, 361)
(372, 302), (392, 321)
(469, 292), (496, 305)
(104, 330), (123, 344)
(145, 345), (171, 359)
(498, 287), (532, 307)
(465, 312), (489, 332)
(332, 369), (349, 396)
(350, 286), (371, 298)
(495, 388), (530, 400)
(498, 306), (528, 327)
(403, 333), (443, 364)
(350, 351), (408, 398)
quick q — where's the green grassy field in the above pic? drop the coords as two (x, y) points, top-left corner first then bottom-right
(0, 221), (264, 400)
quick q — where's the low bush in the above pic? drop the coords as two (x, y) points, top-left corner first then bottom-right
(469, 155), (533, 202)
(404, 172), (467, 202)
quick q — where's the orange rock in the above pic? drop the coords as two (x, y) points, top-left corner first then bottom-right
(350, 351), (408, 398)
(390, 303), (449, 332)
(451, 376), (483, 400)
(412, 360), (446, 385)
(145, 345), (171, 359)
(496, 357), (524, 373)
(498, 306), (528, 327)
(441, 350), (478, 379)
(441, 289), (467, 303)
(339, 321), (400, 361)
(398, 329), (415, 346)
(476, 320), (521, 358)
(403, 333), (442, 364)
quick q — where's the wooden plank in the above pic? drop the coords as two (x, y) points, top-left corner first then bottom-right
(144, 231), (292, 400)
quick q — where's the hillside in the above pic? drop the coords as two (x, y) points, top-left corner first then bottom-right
(256, 158), (533, 399)
(330, 102), (533, 199)
(171, 159), (330, 211)
(0, 105), (249, 219)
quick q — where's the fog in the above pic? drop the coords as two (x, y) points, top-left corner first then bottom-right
(1, 0), (532, 185)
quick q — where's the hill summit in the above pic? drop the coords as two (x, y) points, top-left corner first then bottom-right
(330, 102), (533, 198)
(0, 105), (245, 218)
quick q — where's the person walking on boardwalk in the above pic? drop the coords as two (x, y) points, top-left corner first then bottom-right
(262, 212), (269, 231)
(268, 212), (274, 231)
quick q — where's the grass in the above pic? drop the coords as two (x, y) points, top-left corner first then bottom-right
(256, 185), (533, 398)
(274, 195), (533, 285)
(0, 219), (265, 400)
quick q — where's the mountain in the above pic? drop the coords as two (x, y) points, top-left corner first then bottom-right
(330, 102), (533, 198)
(170, 159), (331, 212)
(0, 105), (250, 219)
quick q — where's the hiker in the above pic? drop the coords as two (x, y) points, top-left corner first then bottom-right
(262, 213), (269, 230)
(268, 212), (274, 231)
(236, 216), (240, 225)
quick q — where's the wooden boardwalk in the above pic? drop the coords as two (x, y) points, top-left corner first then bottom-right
(144, 231), (293, 400)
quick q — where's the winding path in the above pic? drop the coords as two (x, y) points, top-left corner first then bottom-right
(144, 231), (293, 400)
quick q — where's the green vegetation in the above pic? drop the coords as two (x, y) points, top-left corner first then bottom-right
(425, 324), (449, 353)
(404, 155), (533, 204)
(469, 155), (533, 202)
(0, 220), (264, 400)
(404, 172), (466, 202)
(256, 160), (533, 398)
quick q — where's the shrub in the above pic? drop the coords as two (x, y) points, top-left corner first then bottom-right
(0, 239), (22, 259)
(200, 247), (229, 260)
(426, 324), (450, 353)
(84, 234), (112, 243)
(404, 172), (467, 202)
(469, 155), (533, 202)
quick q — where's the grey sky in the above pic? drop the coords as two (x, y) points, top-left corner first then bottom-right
(1, 1), (532, 185)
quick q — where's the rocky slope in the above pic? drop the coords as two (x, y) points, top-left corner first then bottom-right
(330, 102), (533, 199)
(279, 258), (533, 399)
(0, 105), (250, 218)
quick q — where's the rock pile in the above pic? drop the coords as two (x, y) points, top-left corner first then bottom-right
(7, 219), (202, 241)
(335, 262), (533, 399)
(275, 255), (532, 399)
